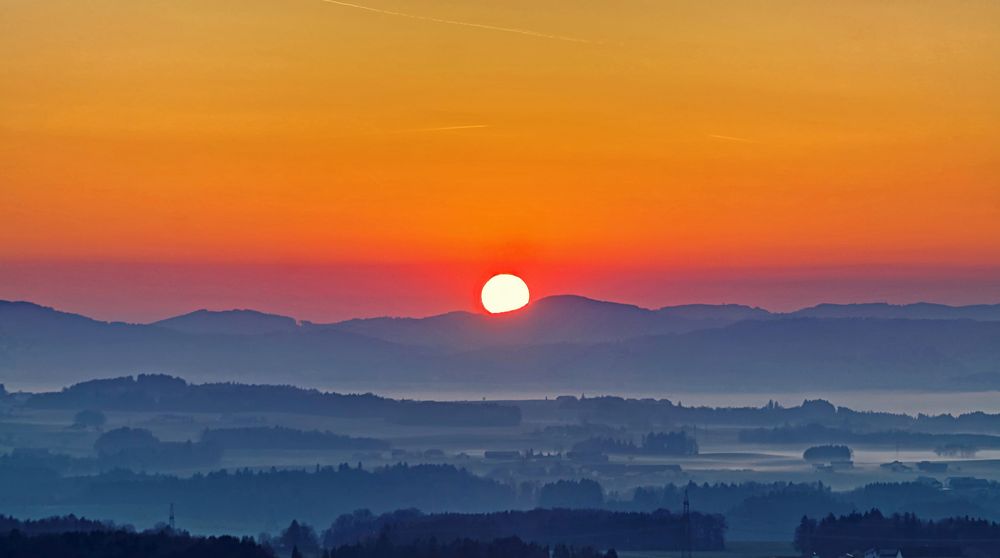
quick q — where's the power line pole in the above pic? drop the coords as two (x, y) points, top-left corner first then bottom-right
(169, 503), (175, 531)
(682, 489), (692, 558)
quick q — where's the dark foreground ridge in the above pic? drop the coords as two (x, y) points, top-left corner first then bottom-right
(324, 508), (725, 550)
(0, 513), (624, 558)
(0, 514), (268, 558)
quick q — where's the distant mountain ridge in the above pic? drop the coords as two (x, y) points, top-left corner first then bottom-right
(325, 295), (771, 348)
(143, 297), (1000, 348)
(6, 298), (1000, 344)
(152, 309), (299, 335)
(3, 297), (1000, 391)
(790, 302), (1000, 321)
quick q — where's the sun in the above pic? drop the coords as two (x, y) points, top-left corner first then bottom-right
(481, 274), (530, 314)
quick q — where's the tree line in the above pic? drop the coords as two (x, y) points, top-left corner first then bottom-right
(30, 374), (1000, 433)
(0, 514), (634, 558)
(7, 458), (1000, 540)
(570, 431), (699, 456)
(0, 529), (274, 558)
(320, 508), (725, 551)
(27, 374), (520, 427)
(0, 463), (519, 532)
(0, 514), (117, 536)
(95, 427), (222, 470)
(556, 395), (1000, 434)
(795, 509), (1000, 557)
(324, 535), (618, 558)
(739, 423), (1000, 453)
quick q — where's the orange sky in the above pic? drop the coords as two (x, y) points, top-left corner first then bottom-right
(2, 1), (999, 319)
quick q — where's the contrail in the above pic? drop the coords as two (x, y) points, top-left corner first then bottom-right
(707, 134), (756, 143)
(319, 0), (593, 44)
(389, 124), (490, 133)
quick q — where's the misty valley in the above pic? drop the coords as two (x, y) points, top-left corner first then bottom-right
(5, 371), (1000, 557)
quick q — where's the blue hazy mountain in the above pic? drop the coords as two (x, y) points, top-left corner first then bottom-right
(0, 300), (424, 387)
(3, 298), (1000, 391)
(153, 308), (299, 335)
(451, 317), (1000, 391)
(791, 302), (1000, 320)
(326, 295), (771, 348)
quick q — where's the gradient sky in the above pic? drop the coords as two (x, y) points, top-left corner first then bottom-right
(2, 1), (999, 321)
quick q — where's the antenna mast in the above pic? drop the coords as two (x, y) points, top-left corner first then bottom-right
(681, 489), (692, 558)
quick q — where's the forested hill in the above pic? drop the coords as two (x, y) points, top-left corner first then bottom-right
(25, 375), (521, 427)
(20, 374), (1000, 433)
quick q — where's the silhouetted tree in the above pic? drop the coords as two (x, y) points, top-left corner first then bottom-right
(279, 520), (320, 556)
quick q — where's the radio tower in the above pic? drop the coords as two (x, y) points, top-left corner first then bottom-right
(169, 503), (175, 531)
(681, 489), (692, 558)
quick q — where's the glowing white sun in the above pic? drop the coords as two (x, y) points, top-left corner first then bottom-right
(481, 274), (530, 314)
